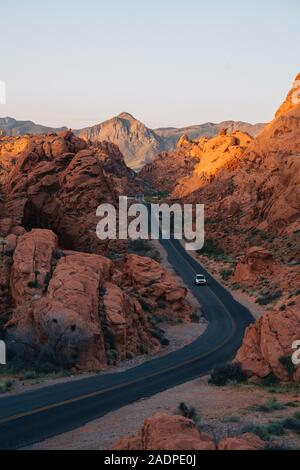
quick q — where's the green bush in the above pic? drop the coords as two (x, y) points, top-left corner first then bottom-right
(261, 373), (278, 387)
(256, 290), (283, 305)
(0, 379), (13, 393)
(197, 239), (224, 257)
(266, 422), (285, 436)
(279, 355), (295, 379)
(219, 269), (233, 281)
(209, 363), (247, 386)
(190, 311), (201, 323)
(177, 402), (201, 427)
(281, 417), (300, 433)
(252, 398), (286, 413)
(241, 423), (270, 441)
(150, 329), (169, 346)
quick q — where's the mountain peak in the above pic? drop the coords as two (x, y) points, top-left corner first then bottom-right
(117, 112), (136, 121)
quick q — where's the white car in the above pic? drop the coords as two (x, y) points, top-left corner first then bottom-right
(194, 274), (207, 286)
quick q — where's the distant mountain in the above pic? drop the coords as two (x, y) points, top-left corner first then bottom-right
(0, 114), (265, 170)
(155, 121), (265, 148)
(76, 114), (264, 170)
(76, 112), (164, 171)
(0, 117), (67, 136)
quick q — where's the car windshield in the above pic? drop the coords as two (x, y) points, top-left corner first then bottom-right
(196, 275), (204, 278)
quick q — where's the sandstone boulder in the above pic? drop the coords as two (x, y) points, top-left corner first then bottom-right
(218, 433), (265, 450)
(233, 246), (274, 285)
(112, 413), (216, 450)
(236, 299), (300, 381)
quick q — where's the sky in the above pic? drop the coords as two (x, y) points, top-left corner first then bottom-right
(1, 0), (299, 129)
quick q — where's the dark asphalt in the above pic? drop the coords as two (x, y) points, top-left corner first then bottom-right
(0, 238), (254, 449)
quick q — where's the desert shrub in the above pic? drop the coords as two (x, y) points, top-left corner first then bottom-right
(150, 329), (169, 346)
(129, 239), (152, 253)
(281, 417), (300, 433)
(241, 423), (270, 441)
(252, 398), (286, 413)
(106, 349), (118, 365)
(279, 355), (295, 379)
(209, 363), (247, 386)
(266, 443), (296, 450)
(190, 311), (201, 323)
(256, 289), (283, 305)
(19, 370), (39, 380)
(231, 283), (241, 290)
(219, 268), (233, 281)
(0, 380), (13, 393)
(265, 422), (285, 436)
(177, 402), (201, 427)
(197, 239), (224, 258)
(261, 372), (278, 387)
(221, 415), (241, 423)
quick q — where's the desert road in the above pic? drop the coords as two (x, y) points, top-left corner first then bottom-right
(0, 238), (254, 449)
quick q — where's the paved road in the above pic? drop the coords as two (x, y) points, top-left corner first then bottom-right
(0, 238), (254, 449)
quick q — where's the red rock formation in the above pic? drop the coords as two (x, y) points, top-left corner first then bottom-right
(236, 298), (300, 382)
(218, 433), (265, 451)
(140, 130), (253, 196)
(111, 413), (265, 450)
(112, 413), (216, 450)
(275, 73), (300, 118)
(140, 73), (300, 383)
(3, 229), (192, 369)
(233, 246), (274, 285)
(118, 254), (193, 322)
(0, 131), (145, 255)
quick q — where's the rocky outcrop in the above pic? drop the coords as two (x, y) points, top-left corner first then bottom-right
(173, 130), (253, 197)
(140, 130), (253, 196)
(111, 413), (265, 450)
(236, 299), (300, 382)
(118, 254), (193, 322)
(233, 246), (274, 285)
(4, 229), (192, 369)
(103, 282), (159, 361)
(218, 433), (265, 451)
(0, 131), (144, 255)
(111, 413), (216, 450)
(275, 73), (300, 119)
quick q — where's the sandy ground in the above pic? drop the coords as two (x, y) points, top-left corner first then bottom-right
(28, 375), (300, 450)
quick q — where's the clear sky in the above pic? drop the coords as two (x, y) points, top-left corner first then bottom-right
(1, 0), (299, 129)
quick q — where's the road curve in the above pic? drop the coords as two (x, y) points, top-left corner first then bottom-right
(0, 238), (254, 449)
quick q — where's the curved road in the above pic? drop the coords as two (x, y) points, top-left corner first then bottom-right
(0, 238), (254, 449)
